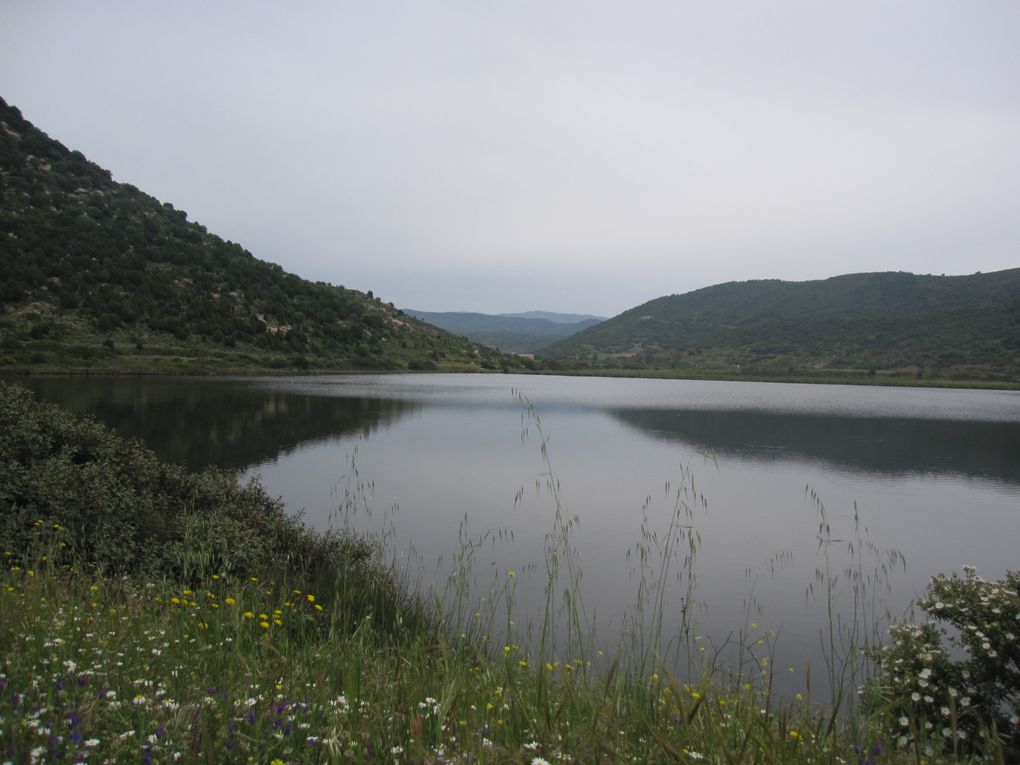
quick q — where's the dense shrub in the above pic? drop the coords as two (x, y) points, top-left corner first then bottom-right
(867, 567), (1020, 758)
(0, 382), (427, 637)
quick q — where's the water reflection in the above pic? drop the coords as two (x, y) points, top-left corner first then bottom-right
(16, 376), (418, 471)
(16, 375), (1020, 487)
(609, 408), (1020, 485)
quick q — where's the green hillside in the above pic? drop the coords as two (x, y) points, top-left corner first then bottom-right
(541, 271), (1020, 382)
(0, 97), (511, 374)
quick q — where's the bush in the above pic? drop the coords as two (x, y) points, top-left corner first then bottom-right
(867, 566), (1019, 757)
(407, 358), (437, 371)
(0, 382), (430, 639)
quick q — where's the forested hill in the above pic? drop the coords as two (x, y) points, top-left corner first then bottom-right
(541, 270), (1020, 381)
(0, 97), (509, 373)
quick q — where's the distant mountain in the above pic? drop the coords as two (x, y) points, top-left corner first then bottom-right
(401, 309), (603, 353)
(0, 96), (512, 374)
(540, 271), (1020, 381)
(497, 311), (606, 324)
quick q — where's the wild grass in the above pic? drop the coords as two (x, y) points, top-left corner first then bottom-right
(1, 381), (1015, 762)
(0, 553), (902, 764)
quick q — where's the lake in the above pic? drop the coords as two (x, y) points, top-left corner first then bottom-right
(15, 373), (1020, 695)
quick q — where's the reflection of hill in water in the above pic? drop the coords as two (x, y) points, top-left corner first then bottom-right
(610, 408), (1020, 485)
(20, 378), (417, 471)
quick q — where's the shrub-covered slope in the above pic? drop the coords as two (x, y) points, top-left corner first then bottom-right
(0, 96), (508, 373)
(541, 271), (1020, 380)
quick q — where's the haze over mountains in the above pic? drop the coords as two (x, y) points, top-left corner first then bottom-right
(401, 310), (605, 353)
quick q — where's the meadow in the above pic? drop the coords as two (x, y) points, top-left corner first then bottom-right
(1, 381), (1016, 763)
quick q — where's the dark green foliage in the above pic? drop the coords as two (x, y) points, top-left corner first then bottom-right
(542, 272), (1020, 382)
(0, 382), (428, 637)
(0, 96), (505, 373)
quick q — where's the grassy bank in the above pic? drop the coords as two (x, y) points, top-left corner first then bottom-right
(0, 312), (518, 377)
(1, 382), (1015, 763)
(6, 355), (1017, 391)
(544, 367), (1020, 391)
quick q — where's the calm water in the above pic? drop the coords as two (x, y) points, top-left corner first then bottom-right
(15, 373), (1020, 693)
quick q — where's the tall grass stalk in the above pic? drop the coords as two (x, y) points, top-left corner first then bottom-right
(806, 486), (906, 732)
(622, 461), (705, 685)
(514, 390), (593, 677)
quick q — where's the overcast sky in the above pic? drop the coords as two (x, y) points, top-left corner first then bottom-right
(2, 2), (1018, 316)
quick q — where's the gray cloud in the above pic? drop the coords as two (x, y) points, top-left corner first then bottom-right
(2, 1), (1017, 315)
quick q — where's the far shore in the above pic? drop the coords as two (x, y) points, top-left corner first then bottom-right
(4, 363), (1019, 391)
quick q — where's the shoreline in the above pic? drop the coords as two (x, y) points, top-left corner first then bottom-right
(4, 364), (1019, 392)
